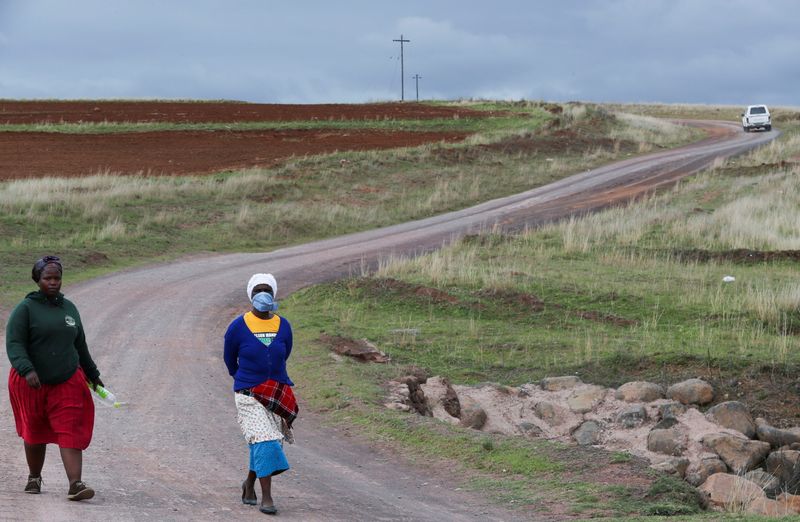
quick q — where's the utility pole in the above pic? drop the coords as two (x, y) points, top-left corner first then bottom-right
(392, 34), (410, 101)
(413, 74), (422, 101)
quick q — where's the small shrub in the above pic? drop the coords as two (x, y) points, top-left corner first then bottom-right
(645, 476), (704, 515)
(611, 451), (632, 463)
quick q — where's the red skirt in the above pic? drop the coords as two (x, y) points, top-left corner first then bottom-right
(8, 367), (95, 450)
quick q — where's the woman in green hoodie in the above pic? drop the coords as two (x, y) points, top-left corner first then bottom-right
(5, 255), (104, 501)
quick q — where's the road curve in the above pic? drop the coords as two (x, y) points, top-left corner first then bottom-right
(0, 122), (777, 521)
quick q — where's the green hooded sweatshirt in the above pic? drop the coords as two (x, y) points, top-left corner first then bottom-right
(6, 290), (100, 385)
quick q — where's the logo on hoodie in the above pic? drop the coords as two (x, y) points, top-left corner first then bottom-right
(254, 332), (276, 347)
(65, 315), (76, 327)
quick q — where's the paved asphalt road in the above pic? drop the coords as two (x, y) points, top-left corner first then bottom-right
(0, 122), (777, 521)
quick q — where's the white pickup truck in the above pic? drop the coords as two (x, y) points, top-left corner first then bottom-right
(741, 105), (771, 132)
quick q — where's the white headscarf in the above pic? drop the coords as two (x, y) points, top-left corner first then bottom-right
(247, 273), (278, 302)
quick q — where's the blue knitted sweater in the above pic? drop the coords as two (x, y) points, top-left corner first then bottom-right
(223, 314), (294, 390)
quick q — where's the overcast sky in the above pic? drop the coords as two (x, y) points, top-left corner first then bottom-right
(1, 0), (798, 106)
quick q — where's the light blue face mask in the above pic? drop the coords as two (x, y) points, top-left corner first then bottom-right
(252, 291), (279, 312)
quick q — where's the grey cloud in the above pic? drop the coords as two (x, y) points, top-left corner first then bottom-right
(0, 0), (798, 105)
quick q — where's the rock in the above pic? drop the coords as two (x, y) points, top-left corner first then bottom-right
(658, 401), (688, 420)
(651, 457), (689, 478)
(652, 417), (679, 430)
(517, 383), (541, 397)
(397, 374), (424, 386)
(699, 472), (765, 510)
(383, 380), (413, 412)
(745, 497), (797, 517)
(647, 428), (687, 456)
(765, 450), (800, 493)
(384, 401), (412, 413)
(389, 327), (419, 336)
(755, 417), (800, 448)
(530, 399), (583, 434)
(706, 401), (755, 439)
(685, 457), (727, 487)
(697, 451), (719, 460)
(397, 375), (430, 415)
(332, 338), (391, 363)
(486, 383), (515, 395)
(703, 433), (771, 474)
(540, 375), (582, 391)
(420, 376), (460, 423)
(617, 404), (648, 428)
(385, 376), (432, 415)
(776, 492), (800, 513)
(532, 401), (568, 426)
(667, 378), (714, 405)
(615, 381), (664, 402)
(572, 421), (602, 446)
(458, 396), (487, 430)
(744, 469), (781, 497)
(472, 382), (511, 394)
(567, 385), (606, 413)
(517, 422), (543, 437)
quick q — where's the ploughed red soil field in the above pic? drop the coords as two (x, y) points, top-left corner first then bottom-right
(0, 100), (489, 124)
(0, 129), (469, 179)
(0, 101), (477, 179)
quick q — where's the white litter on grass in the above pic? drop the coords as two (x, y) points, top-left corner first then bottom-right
(722, 275), (736, 283)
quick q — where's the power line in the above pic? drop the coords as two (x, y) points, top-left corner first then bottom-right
(392, 34), (410, 101)
(412, 74), (422, 102)
(388, 55), (400, 94)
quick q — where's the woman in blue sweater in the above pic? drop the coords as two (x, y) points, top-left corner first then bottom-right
(224, 273), (297, 516)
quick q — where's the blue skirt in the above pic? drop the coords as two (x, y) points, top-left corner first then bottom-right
(250, 440), (289, 478)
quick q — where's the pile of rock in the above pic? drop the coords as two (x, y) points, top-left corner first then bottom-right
(384, 374), (800, 516)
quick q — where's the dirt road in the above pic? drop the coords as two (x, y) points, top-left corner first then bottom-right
(0, 122), (776, 521)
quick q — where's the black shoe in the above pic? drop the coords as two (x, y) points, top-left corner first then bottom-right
(259, 504), (277, 515)
(242, 481), (257, 506)
(24, 475), (42, 494)
(67, 481), (95, 501)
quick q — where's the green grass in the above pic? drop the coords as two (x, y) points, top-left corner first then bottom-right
(294, 248), (799, 386)
(280, 109), (800, 518)
(604, 102), (800, 122)
(0, 115), (534, 134)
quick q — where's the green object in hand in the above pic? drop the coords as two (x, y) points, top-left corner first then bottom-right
(87, 382), (122, 408)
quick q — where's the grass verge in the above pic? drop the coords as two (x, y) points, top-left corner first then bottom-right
(289, 291), (706, 518)
(281, 110), (800, 518)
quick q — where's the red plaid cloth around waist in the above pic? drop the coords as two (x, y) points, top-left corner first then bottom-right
(238, 380), (298, 427)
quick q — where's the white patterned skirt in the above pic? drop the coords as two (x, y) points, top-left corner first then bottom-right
(234, 392), (284, 444)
